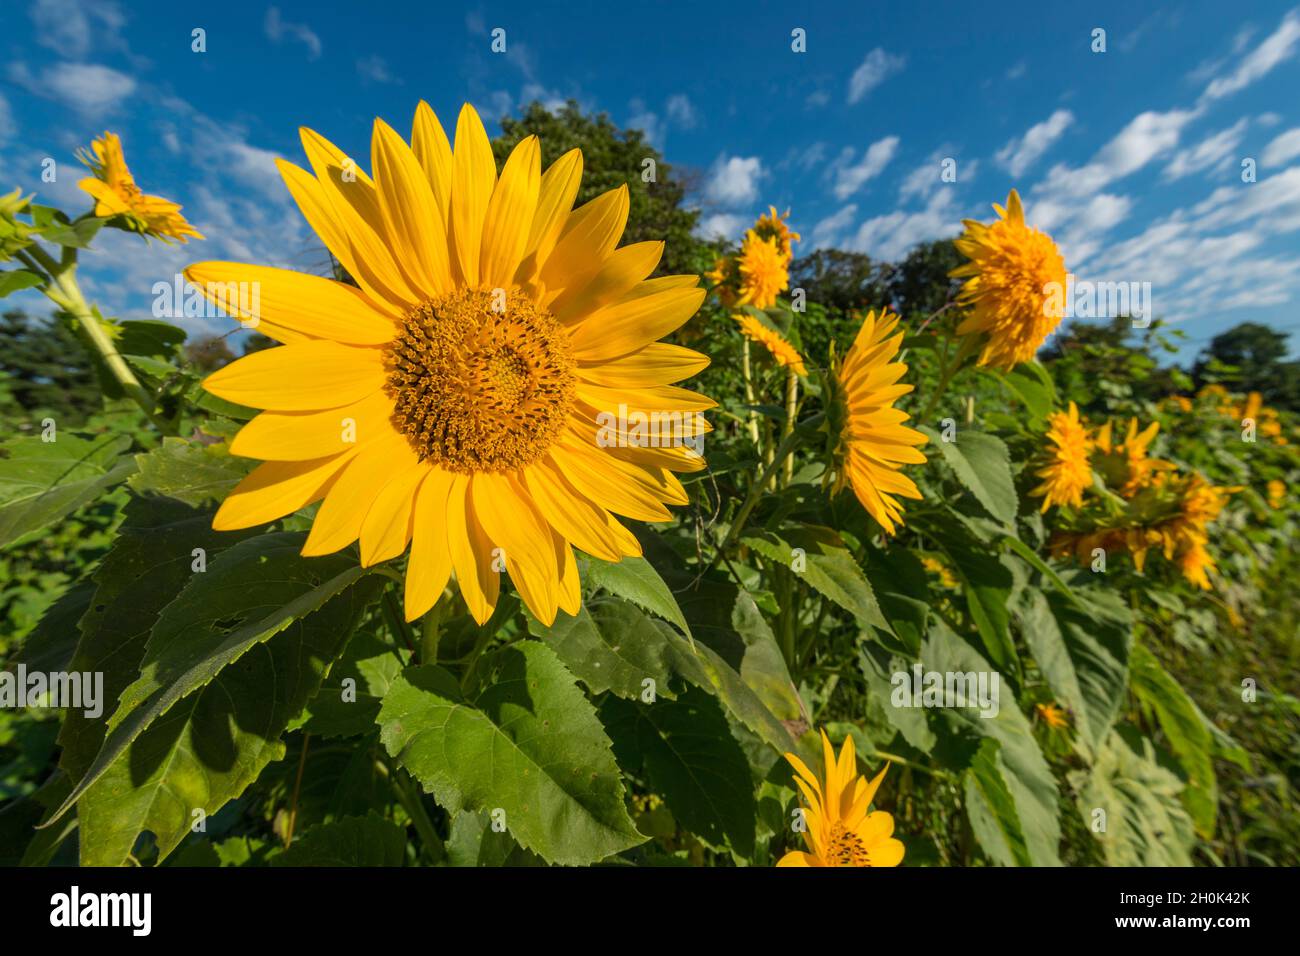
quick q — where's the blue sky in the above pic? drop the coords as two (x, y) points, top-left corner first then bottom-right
(4, 0), (1300, 363)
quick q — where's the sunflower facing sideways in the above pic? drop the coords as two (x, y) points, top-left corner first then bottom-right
(190, 102), (712, 626)
(828, 309), (928, 535)
(779, 729), (903, 868)
(1030, 401), (1092, 511)
(78, 131), (203, 243)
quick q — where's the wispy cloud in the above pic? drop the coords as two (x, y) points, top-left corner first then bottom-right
(847, 48), (905, 104)
(264, 7), (322, 61)
(1200, 8), (1300, 103)
(996, 110), (1074, 177)
(705, 155), (764, 205)
(830, 136), (899, 200)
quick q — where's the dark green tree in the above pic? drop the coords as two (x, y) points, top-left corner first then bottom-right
(789, 249), (890, 314)
(1192, 322), (1300, 410)
(886, 238), (962, 319)
(0, 309), (102, 425)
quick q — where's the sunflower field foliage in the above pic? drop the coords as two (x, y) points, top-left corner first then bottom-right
(1, 102), (1297, 869)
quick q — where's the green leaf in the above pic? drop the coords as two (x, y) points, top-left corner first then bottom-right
(1128, 643), (1217, 837)
(922, 427), (1018, 526)
(983, 362), (1056, 420)
(298, 630), (409, 739)
(128, 437), (251, 507)
(582, 555), (692, 640)
(48, 533), (378, 835)
(937, 533), (1019, 676)
(444, 810), (545, 866)
(378, 642), (644, 865)
(963, 738), (1033, 866)
(272, 813), (407, 867)
(922, 620), (1060, 865)
(0, 432), (135, 549)
(602, 687), (757, 855)
(741, 524), (890, 633)
(1012, 584), (1131, 759)
(1073, 728), (1195, 866)
(0, 269), (43, 298)
(528, 600), (681, 700)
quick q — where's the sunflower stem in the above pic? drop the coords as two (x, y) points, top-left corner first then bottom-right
(918, 334), (979, 424)
(717, 420), (814, 555)
(17, 244), (166, 430)
(782, 369), (798, 486)
(740, 337), (761, 452)
(420, 598), (445, 666)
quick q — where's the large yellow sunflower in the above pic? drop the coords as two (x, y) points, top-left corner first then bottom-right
(1030, 401), (1092, 511)
(779, 729), (903, 868)
(951, 189), (1066, 371)
(77, 132), (203, 243)
(190, 102), (712, 626)
(752, 205), (800, 264)
(830, 310), (928, 534)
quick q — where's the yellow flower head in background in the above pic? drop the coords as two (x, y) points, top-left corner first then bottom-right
(751, 205), (801, 264)
(779, 730), (903, 868)
(1267, 479), (1286, 509)
(77, 132), (203, 243)
(830, 309), (928, 535)
(1031, 401), (1092, 511)
(705, 254), (739, 307)
(1177, 539), (1216, 590)
(192, 101), (712, 626)
(951, 189), (1067, 371)
(736, 231), (788, 309)
(734, 312), (806, 375)
(1035, 702), (1070, 730)
(1094, 417), (1172, 496)
(920, 555), (958, 589)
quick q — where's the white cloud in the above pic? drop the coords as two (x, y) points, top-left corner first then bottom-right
(31, 0), (125, 60)
(845, 191), (962, 261)
(706, 155), (763, 206)
(1037, 108), (1199, 197)
(1163, 119), (1248, 180)
(12, 62), (136, 118)
(627, 100), (662, 148)
(694, 212), (749, 241)
(0, 92), (14, 147)
(847, 49), (905, 104)
(264, 7), (322, 60)
(1263, 127), (1300, 166)
(1201, 9), (1300, 102)
(357, 55), (399, 85)
(996, 110), (1074, 177)
(831, 136), (898, 200)
(665, 94), (698, 129)
(810, 204), (858, 248)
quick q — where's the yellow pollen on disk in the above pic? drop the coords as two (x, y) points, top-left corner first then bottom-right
(384, 287), (576, 473)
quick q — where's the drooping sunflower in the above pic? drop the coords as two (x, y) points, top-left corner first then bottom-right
(951, 189), (1066, 371)
(191, 102), (712, 626)
(1094, 417), (1172, 496)
(77, 132), (203, 243)
(1031, 401), (1092, 511)
(828, 309), (928, 535)
(736, 231), (788, 309)
(779, 729), (903, 868)
(734, 312), (806, 375)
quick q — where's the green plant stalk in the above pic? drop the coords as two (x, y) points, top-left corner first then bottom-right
(782, 368), (798, 486)
(420, 597), (445, 665)
(17, 244), (165, 429)
(918, 333), (980, 424)
(741, 337), (761, 451)
(717, 421), (810, 555)
(379, 759), (445, 862)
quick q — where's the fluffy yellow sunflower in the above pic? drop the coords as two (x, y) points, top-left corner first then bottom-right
(951, 189), (1066, 371)
(751, 205), (800, 264)
(77, 132), (203, 243)
(779, 729), (903, 868)
(736, 231), (788, 309)
(1031, 401), (1092, 511)
(191, 101), (712, 626)
(734, 312), (806, 375)
(829, 310), (928, 535)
